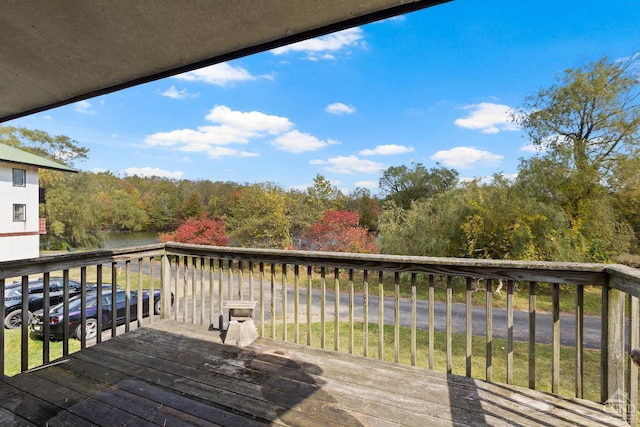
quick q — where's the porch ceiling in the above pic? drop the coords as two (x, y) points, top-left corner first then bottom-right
(0, 0), (450, 123)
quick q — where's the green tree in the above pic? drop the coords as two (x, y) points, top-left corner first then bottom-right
(41, 172), (103, 249)
(515, 56), (640, 184)
(227, 184), (292, 249)
(180, 191), (204, 219)
(514, 55), (639, 259)
(104, 189), (149, 232)
(0, 125), (88, 166)
(379, 163), (458, 210)
(305, 174), (344, 220)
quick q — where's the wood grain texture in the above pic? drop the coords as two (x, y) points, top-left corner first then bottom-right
(0, 320), (626, 426)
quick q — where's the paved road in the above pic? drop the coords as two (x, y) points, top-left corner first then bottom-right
(122, 261), (605, 350)
(258, 286), (604, 350)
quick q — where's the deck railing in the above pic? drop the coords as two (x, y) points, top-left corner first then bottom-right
(1, 242), (640, 424)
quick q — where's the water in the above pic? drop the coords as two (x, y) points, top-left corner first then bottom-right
(102, 231), (160, 250)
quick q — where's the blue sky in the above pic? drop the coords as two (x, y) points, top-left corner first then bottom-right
(7, 0), (640, 194)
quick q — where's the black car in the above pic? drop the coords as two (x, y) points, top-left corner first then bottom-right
(3, 277), (85, 329)
(30, 288), (163, 340)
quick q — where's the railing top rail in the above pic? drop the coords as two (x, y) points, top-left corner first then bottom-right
(3, 242), (640, 297)
(164, 242), (617, 287)
(0, 244), (165, 279)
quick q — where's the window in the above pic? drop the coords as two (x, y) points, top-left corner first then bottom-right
(12, 169), (26, 187)
(13, 204), (26, 222)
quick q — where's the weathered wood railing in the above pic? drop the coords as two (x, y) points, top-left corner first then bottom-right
(1, 242), (640, 424)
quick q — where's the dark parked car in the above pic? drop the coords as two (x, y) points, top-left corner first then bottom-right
(3, 277), (85, 329)
(30, 288), (163, 340)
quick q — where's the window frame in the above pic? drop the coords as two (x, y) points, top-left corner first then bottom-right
(12, 168), (26, 187)
(13, 204), (26, 222)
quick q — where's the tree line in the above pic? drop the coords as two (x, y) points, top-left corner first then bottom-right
(2, 55), (639, 264)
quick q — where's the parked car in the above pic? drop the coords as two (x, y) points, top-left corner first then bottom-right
(30, 288), (164, 340)
(3, 277), (86, 329)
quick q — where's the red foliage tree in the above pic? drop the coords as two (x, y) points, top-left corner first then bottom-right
(300, 210), (378, 253)
(159, 215), (229, 246)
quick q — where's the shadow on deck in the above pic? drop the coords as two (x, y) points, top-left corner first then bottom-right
(0, 320), (626, 426)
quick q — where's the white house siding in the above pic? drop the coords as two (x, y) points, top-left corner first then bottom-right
(0, 164), (40, 261)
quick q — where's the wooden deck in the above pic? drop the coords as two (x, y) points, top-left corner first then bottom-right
(0, 320), (627, 427)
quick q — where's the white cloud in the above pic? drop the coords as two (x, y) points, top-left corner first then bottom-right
(161, 85), (198, 99)
(454, 102), (519, 134)
(124, 167), (184, 179)
(355, 180), (378, 188)
(145, 105), (293, 158)
(431, 146), (503, 169)
(74, 100), (96, 115)
(271, 28), (365, 60)
(271, 130), (337, 153)
(144, 125), (255, 147)
(519, 143), (539, 153)
(325, 102), (356, 114)
(145, 105), (335, 159)
(174, 63), (256, 86)
(206, 105), (292, 134)
(310, 155), (384, 174)
(360, 144), (414, 156)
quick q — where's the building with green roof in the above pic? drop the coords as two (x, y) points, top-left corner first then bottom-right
(0, 143), (77, 261)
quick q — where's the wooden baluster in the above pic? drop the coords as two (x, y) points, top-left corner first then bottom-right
(575, 285), (584, 398)
(334, 268), (340, 352)
(191, 257), (197, 325)
(486, 278), (493, 382)
(306, 265), (312, 346)
(363, 270), (369, 358)
(429, 274), (435, 370)
(378, 271), (384, 360)
(552, 283), (560, 394)
(259, 262), (265, 337)
(349, 269), (355, 355)
(321, 267), (326, 349)
(271, 263), (276, 339)
(529, 282), (537, 389)
(125, 261), (131, 331)
(507, 280), (514, 385)
(446, 275), (452, 373)
(218, 259), (224, 330)
(282, 264), (288, 342)
(111, 262), (118, 334)
(411, 273), (417, 367)
(294, 264), (300, 344)
(62, 270), (70, 356)
(466, 277), (473, 377)
(628, 295), (638, 425)
(42, 272), (50, 364)
(395, 272), (400, 363)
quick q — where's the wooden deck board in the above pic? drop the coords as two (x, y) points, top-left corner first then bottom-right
(0, 320), (628, 426)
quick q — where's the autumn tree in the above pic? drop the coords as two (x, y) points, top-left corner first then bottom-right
(158, 216), (229, 246)
(300, 210), (378, 253)
(345, 187), (381, 232)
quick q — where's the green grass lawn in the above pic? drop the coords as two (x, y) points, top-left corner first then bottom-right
(3, 329), (81, 376)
